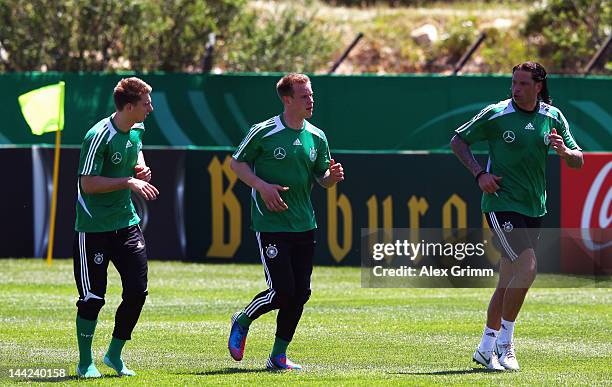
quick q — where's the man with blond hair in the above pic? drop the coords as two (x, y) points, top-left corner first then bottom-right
(228, 73), (345, 370)
(73, 77), (158, 378)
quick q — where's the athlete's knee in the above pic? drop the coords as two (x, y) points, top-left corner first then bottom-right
(77, 297), (105, 320)
(273, 291), (292, 309)
(296, 288), (311, 306)
(515, 250), (537, 286)
(122, 290), (148, 308)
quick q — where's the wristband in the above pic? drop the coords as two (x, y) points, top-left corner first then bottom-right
(475, 170), (487, 182)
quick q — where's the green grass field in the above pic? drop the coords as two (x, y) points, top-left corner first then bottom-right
(0, 259), (610, 385)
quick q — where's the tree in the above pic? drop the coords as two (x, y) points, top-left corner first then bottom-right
(522, 0), (612, 72)
(0, 0), (244, 72)
(221, 1), (340, 73)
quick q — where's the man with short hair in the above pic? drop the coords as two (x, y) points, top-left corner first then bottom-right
(228, 73), (344, 370)
(451, 62), (583, 371)
(73, 77), (158, 378)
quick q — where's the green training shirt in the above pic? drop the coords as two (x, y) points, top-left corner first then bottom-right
(233, 114), (331, 232)
(456, 99), (580, 217)
(75, 115), (144, 232)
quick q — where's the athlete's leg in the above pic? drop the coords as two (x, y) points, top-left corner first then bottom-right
(275, 230), (314, 343)
(501, 216), (543, 322)
(486, 256), (513, 330)
(474, 256), (511, 370)
(474, 213), (519, 370)
(490, 213), (540, 371)
(502, 247), (537, 320)
(73, 231), (111, 378)
(268, 231), (314, 370)
(243, 232), (294, 320)
(229, 232), (293, 361)
(105, 225), (148, 376)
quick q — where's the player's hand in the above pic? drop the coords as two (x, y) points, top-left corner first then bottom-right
(257, 181), (289, 212)
(134, 164), (151, 182)
(329, 159), (345, 183)
(548, 128), (569, 157)
(128, 178), (159, 200)
(477, 172), (502, 194)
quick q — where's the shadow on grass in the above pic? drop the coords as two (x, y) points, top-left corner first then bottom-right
(186, 367), (269, 376)
(14, 376), (77, 382)
(25, 374), (125, 382)
(392, 368), (499, 376)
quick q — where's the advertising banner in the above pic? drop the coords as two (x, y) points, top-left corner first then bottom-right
(561, 154), (612, 274)
(3, 147), (608, 278)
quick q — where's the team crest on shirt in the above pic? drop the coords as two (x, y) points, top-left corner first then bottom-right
(543, 131), (551, 146)
(309, 147), (317, 162)
(111, 152), (123, 164)
(502, 221), (513, 233)
(265, 244), (278, 259)
(93, 253), (104, 264)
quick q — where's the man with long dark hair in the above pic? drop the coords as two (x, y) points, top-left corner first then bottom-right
(450, 62), (583, 370)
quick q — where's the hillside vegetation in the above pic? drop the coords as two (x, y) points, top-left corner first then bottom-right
(0, 0), (609, 74)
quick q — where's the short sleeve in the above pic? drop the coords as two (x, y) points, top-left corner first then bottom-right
(313, 133), (331, 177)
(132, 122), (145, 142)
(555, 110), (581, 151)
(233, 125), (262, 164)
(455, 105), (494, 145)
(78, 129), (108, 176)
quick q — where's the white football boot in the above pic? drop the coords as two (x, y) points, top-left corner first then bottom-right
(472, 348), (505, 371)
(495, 341), (520, 371)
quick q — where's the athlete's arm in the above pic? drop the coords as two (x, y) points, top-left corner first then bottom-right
(134, 151), (152, 182)
(316, 159), (344, 188)
(80, 175), (159, 200)
(548, 131), (584, 169)
(229, 158), (289, 212)
(450, 134), (502, 194)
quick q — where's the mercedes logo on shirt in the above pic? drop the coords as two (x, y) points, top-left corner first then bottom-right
(273, 147), (286, 160)
(503, 130), (515, 143)
(111, 152), (123, 164)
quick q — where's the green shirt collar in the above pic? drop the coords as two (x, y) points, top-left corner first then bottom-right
(279, 113), (305, 131)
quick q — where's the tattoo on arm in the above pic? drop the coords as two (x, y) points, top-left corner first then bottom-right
(451, 135), (482, 177)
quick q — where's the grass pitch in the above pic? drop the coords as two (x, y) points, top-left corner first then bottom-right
(0, 259), (610, 385)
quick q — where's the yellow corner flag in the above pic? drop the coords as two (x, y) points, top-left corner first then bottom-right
(18, 81), (65, 265)
(18, 81), (65, 135)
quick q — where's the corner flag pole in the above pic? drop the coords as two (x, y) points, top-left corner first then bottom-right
(46, 81), (65, 266)
(46, 125), (61, 266)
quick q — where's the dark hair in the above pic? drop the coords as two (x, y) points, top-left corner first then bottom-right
(113, 77), (152, 111)
(276, 73), (310, 99)
(512, 62), (551, 104)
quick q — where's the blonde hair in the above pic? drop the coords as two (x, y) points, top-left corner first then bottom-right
(276, 73), (310, 99)
(113, 77), (152, 111)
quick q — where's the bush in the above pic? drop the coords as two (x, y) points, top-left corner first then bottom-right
(479, 27), (537, 73)
(522, 0), (612, 72)
(0, 0), (245, 72)
(221, 1), (340, 73)
(124, 0), (245, 72)
(433, 17), (479, 64)
(321, 0), (531, 6)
